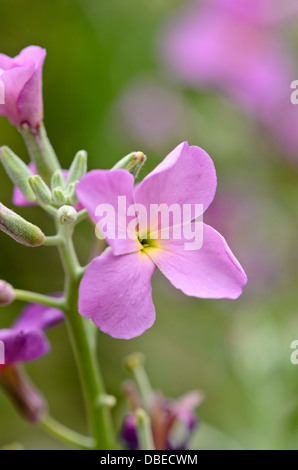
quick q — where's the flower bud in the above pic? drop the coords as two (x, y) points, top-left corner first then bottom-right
(0, 46), (45, 130)
(52, 187), (66, 206)
(0, 281), (15, 306)
(29, 175), (52, 205)
(57, 205), (78, 225)
(66, 181), (79, 205)
(123, 352), (145, 373)
(112, 152), (146, 178)
(0, 146), (36, 202)
(67, 150), (87, 187)
(51, 169), (65, 191)
(96, 394), (117, 408)
(0, 203), (45, 247)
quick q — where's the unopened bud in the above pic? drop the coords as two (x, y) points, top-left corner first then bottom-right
(29, 175), (52, 205)
(0, 203), (45, 247)
(67, 181), (79, 205)
(123, 353), (145, 373)
(51, 169), (65, 191)
(52, 187), (66, 206)
(0, 146), (36, 202)
(57, 205), (78, 225)
(96, 394), (117, 408)
(67, 150), (87, 187)
(112, 152), (146, 178)
(0, 281), (15, 306)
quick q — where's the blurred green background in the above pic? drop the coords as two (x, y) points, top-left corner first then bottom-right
(1, 0), (298, 450)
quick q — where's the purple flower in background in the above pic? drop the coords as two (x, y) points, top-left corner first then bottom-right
(0, 301), (64, 422)
(161, 0), (298, 156)
(113, 77), (193, 153)
(0, 300), (64, 366)
(121, 381), (203, 450)
(210, 0), (298, 24)
(77, 142), (247, 339)
(0, 46), (46, 129)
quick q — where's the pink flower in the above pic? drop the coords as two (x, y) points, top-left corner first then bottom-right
(0, 300), (64, 366)
(209, 0), (298, 25)
(161, 0), (298, 156)
(77, 142), (247, 339)
(0, 46), (46, 129)
(0, 300), (64, 422)
(113, 77), (192, 153)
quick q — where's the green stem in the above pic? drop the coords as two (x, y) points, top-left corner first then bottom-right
(13, 289), (66, 309)
(135, 409), (155, 450)
(40, 415), (94, 450)
(124, 354), (153, 412)
(21, 123), (61, 186)
(40, 204), (57, 217)
(133, 366), (153, 412)
(44, 235), (63, 246)
(58, 227), (115, 449)
(75, 209), (88, 225)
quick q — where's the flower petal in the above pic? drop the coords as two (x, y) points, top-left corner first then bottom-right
(0, 329), (50, 365)
(79, 249), (156, 339)
(16, 46), (46, 129)
(77, 170), (141, 255)
(147, 223), (247, 299)
(0, 62), (35, 127)
(135, 142), (216, 232)
(13, 298), (64, 332)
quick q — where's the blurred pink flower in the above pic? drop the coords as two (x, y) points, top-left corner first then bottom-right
(210, 0), (298, 25)
(0, 46), (46, 130)
(121, 380), (203, 450)
(0, 300), (64, 423)
(112, 77), (192, 152)
(204, 184), (291, 293)
(161, 0), (298, 156)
